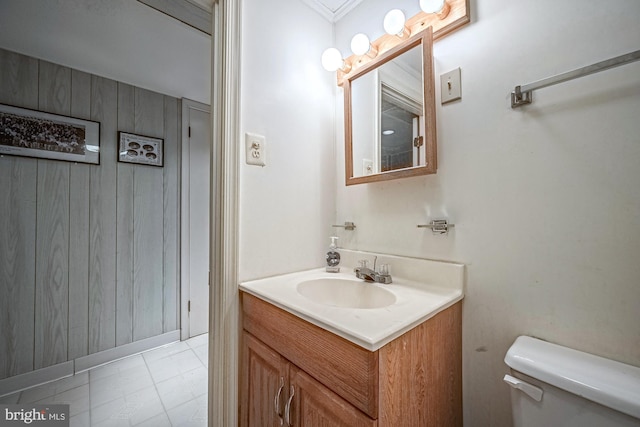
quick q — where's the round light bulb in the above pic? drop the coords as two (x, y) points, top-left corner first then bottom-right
(321, 48), (344, 72)
(420, 0), (445, 13)
(383, 9), (406, 36)
(350, 33), (371, 56)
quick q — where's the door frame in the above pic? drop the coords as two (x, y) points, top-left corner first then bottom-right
(180, 98), (211, 341)
(208, 0), (241, 426)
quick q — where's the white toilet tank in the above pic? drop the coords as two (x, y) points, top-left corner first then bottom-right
(504, 336), (640, 427)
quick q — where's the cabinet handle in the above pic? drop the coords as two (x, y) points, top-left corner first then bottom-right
(284, 385), (295, 427)
(274, 377), (285, 417)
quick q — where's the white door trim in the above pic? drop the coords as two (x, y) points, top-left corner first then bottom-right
(180, 98), (211, 341)
(208, 0), (241, 426)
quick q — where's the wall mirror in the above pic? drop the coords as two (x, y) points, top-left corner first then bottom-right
(344, 27), (436, 185)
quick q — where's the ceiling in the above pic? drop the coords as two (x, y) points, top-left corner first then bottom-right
(184, 0), (362, 22)
(300, 0), (363, 22)
(0, 0), (360, 106)
(187, 0), (214, 10)
(0, 0), (211, 104)
(141, 0), (361, 34)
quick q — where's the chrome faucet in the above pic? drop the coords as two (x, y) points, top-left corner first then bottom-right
(354, 257), (392, 284)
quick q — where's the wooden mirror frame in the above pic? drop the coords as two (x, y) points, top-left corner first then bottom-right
(344, 27), (436, 185)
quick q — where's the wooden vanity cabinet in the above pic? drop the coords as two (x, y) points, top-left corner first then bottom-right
(289, 364), (376, 427)
(242, 332), (288, 427)
(240, 292), (462, 427)
(242, 332), (375, 427)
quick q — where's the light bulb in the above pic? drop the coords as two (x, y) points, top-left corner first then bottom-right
(383, 9), (406, 36)
(350, 33), (371, 56)
(419, 0), (444, 13)
(419, 0), (450, 18)
(321, 48), (344, 72)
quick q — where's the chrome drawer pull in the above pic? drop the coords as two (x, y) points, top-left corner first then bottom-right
(284, 385), (295, 426)
(274, 377), (285, 417)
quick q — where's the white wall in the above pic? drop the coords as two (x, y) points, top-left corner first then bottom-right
(239, 0), (336, 281)
(334, 0), (640, 425)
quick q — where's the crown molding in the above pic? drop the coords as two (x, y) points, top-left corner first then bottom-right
(300, 0), (364, 23)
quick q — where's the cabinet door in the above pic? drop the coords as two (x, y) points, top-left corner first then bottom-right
(288, 365), (376, 427)
(242, 332), (289, 427)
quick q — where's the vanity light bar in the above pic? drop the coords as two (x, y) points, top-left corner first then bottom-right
(324, 0), (468, 86)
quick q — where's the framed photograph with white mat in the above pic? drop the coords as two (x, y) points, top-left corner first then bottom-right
(0, 103), (100, 164)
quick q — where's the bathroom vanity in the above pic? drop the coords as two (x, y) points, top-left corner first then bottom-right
(239, 250), (464, 426)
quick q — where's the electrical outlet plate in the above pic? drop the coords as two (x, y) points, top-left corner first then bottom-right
(441, 68), (461, 104)
(245, 132), (266, 166)
(362, 159), (373, 175)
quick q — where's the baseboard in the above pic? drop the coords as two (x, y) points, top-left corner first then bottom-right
(0, 330), (180, 397)
(0, 362), (74, 398)
(74, 330), (180, 373)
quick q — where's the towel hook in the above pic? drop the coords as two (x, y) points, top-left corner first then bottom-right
(332, 221), (356, 231)
(417, 219), (455, 235)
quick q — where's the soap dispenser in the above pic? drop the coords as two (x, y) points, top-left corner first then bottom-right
(326, 236), (341, 273)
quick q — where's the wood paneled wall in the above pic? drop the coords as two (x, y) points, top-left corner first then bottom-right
(0, 49), (180, 380)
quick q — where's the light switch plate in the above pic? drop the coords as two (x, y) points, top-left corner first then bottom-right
(441, 68), (461, 104)
(245, 132), (266, 166)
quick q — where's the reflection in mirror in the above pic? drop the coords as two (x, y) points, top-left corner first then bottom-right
(351, 45), (424, 176)
(345, 28), (435, 185)
(381, 83), (424, 171)
(378, 45), (424, 172)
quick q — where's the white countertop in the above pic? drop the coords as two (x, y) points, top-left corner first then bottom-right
(240, 252), (465, 351)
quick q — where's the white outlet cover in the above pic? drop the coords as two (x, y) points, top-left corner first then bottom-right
(362, 159), (373, 175)
(440, 68), (461, 104)
(245, 132), (266, 167)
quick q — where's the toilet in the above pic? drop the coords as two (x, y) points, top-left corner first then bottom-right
(504, 336), (640, 427)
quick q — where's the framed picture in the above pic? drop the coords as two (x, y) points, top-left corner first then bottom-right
(118, 132), (164, 167)
(0, 103), (100, 164)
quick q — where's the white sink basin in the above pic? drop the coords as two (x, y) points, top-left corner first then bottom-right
(240, 251), (465, 350)
(296, 278), (396, 309)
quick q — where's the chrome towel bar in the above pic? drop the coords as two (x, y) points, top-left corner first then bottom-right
(511, 49), (640, 108)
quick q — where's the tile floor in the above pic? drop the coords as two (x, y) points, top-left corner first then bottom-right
(0, 333), (209, 426)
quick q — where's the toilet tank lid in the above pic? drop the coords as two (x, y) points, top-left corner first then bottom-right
(505, 336), (640, 420)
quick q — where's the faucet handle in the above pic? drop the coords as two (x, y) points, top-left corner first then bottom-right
(376, 263), (392, 284)
(378, 264), (390, 276)
(358, 259), (369, 269)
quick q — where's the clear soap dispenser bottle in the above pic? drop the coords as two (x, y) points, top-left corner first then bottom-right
(326, 236), (341, 273)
